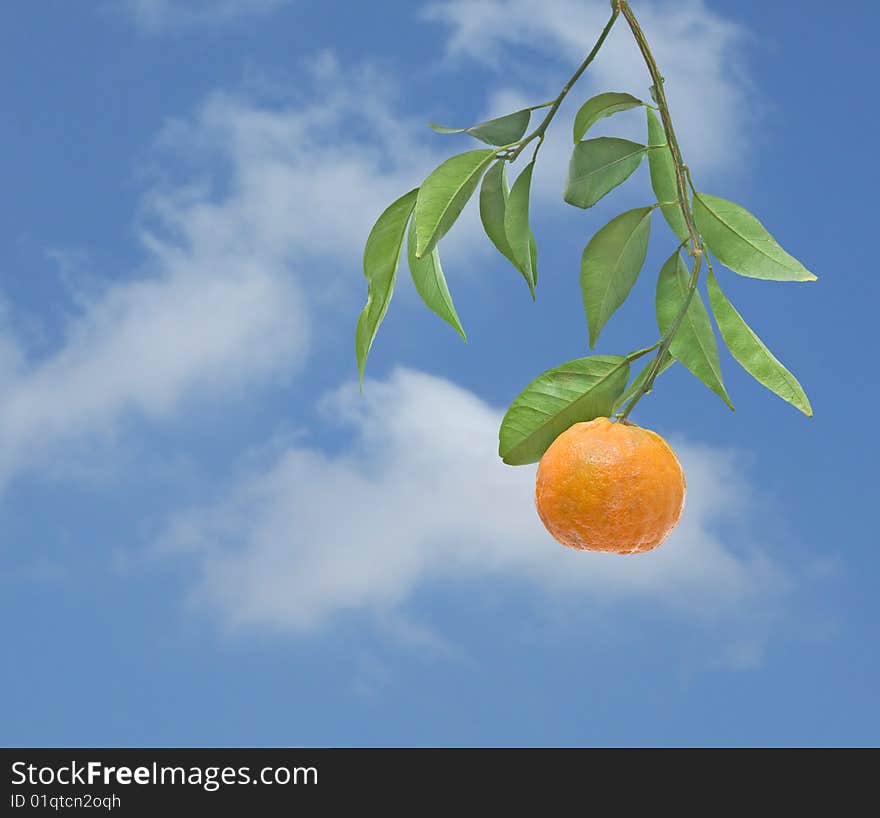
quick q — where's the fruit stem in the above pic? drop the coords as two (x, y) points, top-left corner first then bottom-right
(616, 0), (704, 421)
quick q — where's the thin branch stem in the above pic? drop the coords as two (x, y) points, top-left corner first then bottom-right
(616, 0), (704, 420)
(626, 341), (661, 362)
(617, 1), (699, 254)
(495, 2), (704, 421)
(507, 7), (619, 162)
(617, 253), (701, 420)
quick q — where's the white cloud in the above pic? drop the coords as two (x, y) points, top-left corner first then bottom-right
(122, 0), (290, 31)
(0, 43), (497, 492)
(143, 51), (496, 308)
(159, 367), (789, 634)
(0, 256), (305, 482)
(148, 60), (440, 279)
(0, 56), (455, 485)
(424, 0), (755, 176)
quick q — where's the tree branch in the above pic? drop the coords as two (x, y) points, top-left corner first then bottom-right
(507, 8), (619, 162)
(616, 0), (703, 420)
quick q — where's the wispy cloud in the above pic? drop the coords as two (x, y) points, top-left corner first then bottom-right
(0, 56), (448, 486)
(0, 247), (305, 484)
(121, 0), (290, 32)
(147, 55), (455, 280)
(159, 367), (790, 636)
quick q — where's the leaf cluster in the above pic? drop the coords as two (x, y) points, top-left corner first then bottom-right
(357, 71), (817, 466)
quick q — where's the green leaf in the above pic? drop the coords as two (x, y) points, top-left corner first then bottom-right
(479, 160), (518, 268)
(693, 192), (817, 282)
(529, 231), (538, 286)
(406, 220), (466, 342)
(429, 109), (531, 146)
(499, 355), (630, 465)
(478, 160), (538, 295)
(646, 109), (688, 242)
(707, 269), (812, 416)
(613, 352), (675, 411)
(564, 137), (646, 209)
(504, 161), (537, 297)
(572, 92), (643, 143)
(655, 251), (733, 409)
(355, 188), (418, 384)
(414, 149), (497, 259)
(580, 207), (652, 347)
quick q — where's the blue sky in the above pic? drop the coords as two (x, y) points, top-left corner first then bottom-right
(0, 0), (876, 747)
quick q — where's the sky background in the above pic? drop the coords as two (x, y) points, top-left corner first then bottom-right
(0, 0), (877, 747)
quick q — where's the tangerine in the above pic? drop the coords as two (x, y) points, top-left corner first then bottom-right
(535, 417), (685, 554)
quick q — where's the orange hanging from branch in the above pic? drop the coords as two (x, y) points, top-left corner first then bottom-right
(535, 418), (686, 554)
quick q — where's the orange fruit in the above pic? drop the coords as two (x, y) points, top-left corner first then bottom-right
(535, 417), (686, 554)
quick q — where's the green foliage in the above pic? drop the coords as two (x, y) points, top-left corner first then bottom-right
(430, 109), (531, 146)
(564, 137), (646, 208)
(572, 92), (643, 143)
(479, 160), (518, 268)
(356, 3), (818, 461)
(693, 193), (817, 282)
(413, 149), (497, 259)
(406, 220), (466, 341)
(646, 109), (688, 241)
(478, 162), (540, 296)
(707, 269), (812, 415)
(355, 188), (418, 384)
(580, 207), (652, 347)
(498, 356), (630, 465)
(655, 251), (733, 409)
(505, 162), (538, 297)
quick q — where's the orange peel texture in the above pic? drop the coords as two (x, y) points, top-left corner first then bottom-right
(535, 417), (686, 554)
